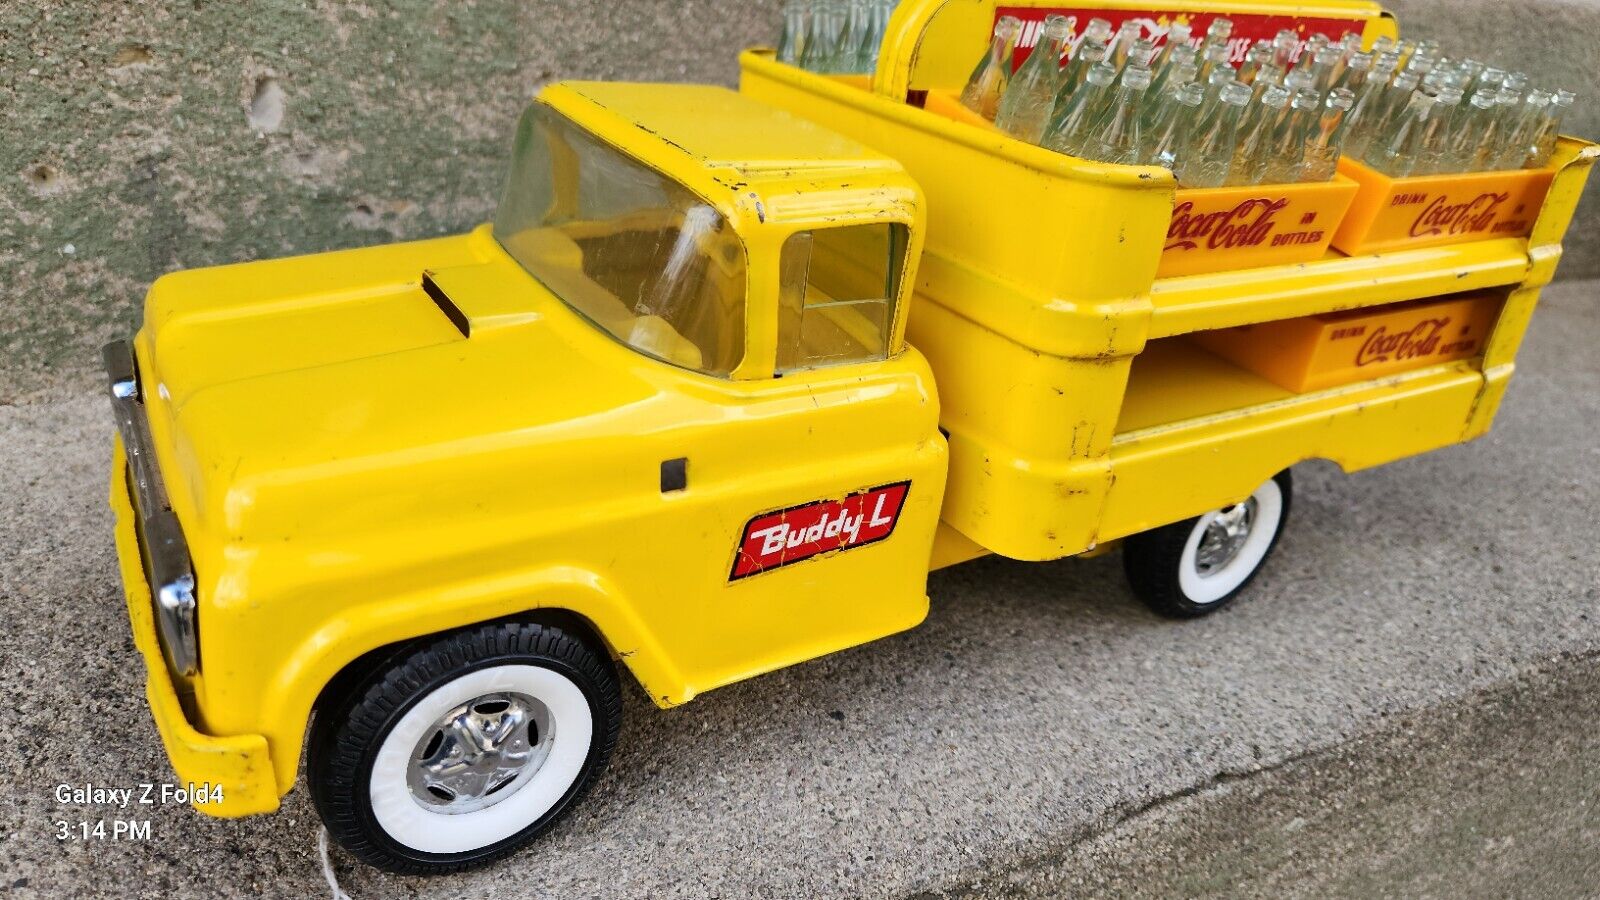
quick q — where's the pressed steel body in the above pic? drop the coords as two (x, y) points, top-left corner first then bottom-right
(108, 1), (1595, 820)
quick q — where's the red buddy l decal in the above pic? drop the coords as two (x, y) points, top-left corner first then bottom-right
(730, 482), (911, 581)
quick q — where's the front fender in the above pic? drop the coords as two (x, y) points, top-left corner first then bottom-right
(255, 564), (684, 795)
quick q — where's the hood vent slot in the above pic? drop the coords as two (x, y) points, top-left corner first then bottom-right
(421, 271), (470, 337)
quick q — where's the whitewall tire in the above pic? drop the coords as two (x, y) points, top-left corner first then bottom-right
(309, 622), (621, 874)
(1123, 470), (1293, 618)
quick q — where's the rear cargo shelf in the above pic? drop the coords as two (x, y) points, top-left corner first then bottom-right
(1146, 237), (1530, 339)
(1115, 338), (1481, 438)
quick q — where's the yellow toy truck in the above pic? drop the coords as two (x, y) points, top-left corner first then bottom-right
(103, 0), (1593, 874)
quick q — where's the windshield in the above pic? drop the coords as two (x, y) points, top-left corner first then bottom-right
(493, 103), (747, 377)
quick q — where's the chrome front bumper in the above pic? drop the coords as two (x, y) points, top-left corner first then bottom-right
(103, 340), (199, 679)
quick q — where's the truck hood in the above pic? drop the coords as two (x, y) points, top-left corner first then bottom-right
(137, 227), (664, 545)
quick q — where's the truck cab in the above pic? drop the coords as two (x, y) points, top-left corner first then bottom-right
(107, 82), (946, 871)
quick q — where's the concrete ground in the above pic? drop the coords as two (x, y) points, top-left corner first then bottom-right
(1, 280), (1598, 899)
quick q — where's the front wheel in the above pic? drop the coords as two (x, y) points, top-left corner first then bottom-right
(309, 622), (622, 874)
(1122, 470), (1293, 618)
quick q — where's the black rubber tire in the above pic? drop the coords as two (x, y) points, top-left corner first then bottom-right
(308, 622), (622, 874)
(1122, 469), (1293, 619)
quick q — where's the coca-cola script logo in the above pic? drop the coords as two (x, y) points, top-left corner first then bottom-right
(1356, 318), (1450, 367)
(1166, 197), (1290, 252)
(1409, 192), (1511, 238)
(729, 482), (910, 581)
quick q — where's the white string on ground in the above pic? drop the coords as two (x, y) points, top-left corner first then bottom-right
(318, 826), (355, 900)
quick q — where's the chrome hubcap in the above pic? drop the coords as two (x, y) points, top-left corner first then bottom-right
(406, 691), (551, 813)
(1195, 499), (1257, 575)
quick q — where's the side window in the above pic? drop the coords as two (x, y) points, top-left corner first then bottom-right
(777, 223), (908, 374)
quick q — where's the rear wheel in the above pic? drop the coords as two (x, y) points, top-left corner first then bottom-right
(1122, 470), (1292, 618)
(309, 622), (621, 874)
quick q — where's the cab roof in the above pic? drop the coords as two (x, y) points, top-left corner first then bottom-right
(538, 81), (904, 182)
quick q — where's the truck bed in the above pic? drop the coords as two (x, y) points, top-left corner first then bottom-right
(740, 43), (1596, 562)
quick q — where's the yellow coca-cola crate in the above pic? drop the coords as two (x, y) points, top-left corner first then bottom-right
(918, 89), (1360, 278)
(1158, 176), (1360, 278)
(1190, 292), (1502, 393)
(1330, 158), (1557, 255)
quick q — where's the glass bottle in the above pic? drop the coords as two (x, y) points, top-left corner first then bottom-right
(1393, 39), (1417, 71)
(1144, 53), (1198, 129)
(1493, 89), (1553, 169)
(995, 15), (1076, 144)
(1230, 83), (1292, 185)
(960, 15), (1023, 120)
(801, 0), (845, 72)
(1308, 44), (1342, 93)
(1196, 42), (1230, 84)
(1151, 22), (1193, 75)
(1176, 80), (1252, 188)
(1368, 68), (1421, 147)
(1199, 17), (1234, 59)
(835, 0), (873, 75)
(1282, 68), (1317, 97)
(1527, 89), (1575, 168)
(1446, 90), (1502, 173)
(1336, 51), (1374, 93)
(1369, 90), (1435, 176)
(1402, 52), (1436, 83)
(1042, 61), (1119, 156)
(1085, 64), (1152, 163)
(1466, 66), (1506, 104)
(1272, 28), (1300, 70)
(1261, 88), (1322, 183)
(1339, 52), (1399, 162)
(1195, 62), (1238, 128)
(1126, 38), (1157, 72)
(1080, 17), (1115, 50)
(1412, 85), (1464, 175)
(1060, 41), (1108, 106)
(1299, 87), (1356, 181)
(1473, 86), (1524, 170)
(1111, 20), (1144, 70)
(1297, 34), (1330, 73)
(1238, 40), (1275, 85)
(1147, 81), (1205, 169)
(776, 0), (809, 66)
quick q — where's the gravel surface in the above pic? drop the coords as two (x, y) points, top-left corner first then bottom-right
(1, 280), (1596, 899)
